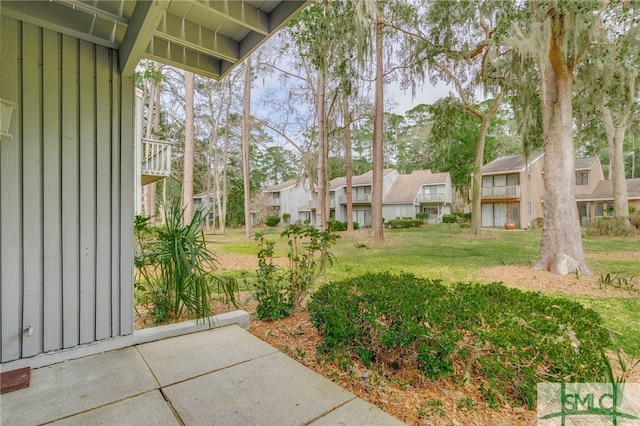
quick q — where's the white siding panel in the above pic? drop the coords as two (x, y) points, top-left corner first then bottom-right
(1, 16), (23, 362)
(79, 40), (97, 344)
(42, 28), (63, 352)
(21, 23), (44, 357)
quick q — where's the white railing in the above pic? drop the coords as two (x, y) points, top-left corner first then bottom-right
(269, 197), (281, 206)
(141, 138), (172, 177)
(338, 194), (372, 204)
(417, 193), (445, 202)
(481, 185), (521, 199)
(308, 199), (335, 208)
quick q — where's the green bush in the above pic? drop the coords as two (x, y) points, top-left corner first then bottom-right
(416, 212), (430, 222)
(442, 214), (457, 223)
(386, 219), (423, 228)
(134, 203), (216, 325)
(282, 213), (291, 224)
(254, 225), (339, 320)
(265, 215), (281, 227)
(309, 273), (610, 409)
(629, 213), (640, 231)
(327, 220), (360, 231)
(585, 217), (632, 237)
(531, 217), (544, 230)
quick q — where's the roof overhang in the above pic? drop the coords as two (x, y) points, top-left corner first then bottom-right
(1, 0), (309, 79)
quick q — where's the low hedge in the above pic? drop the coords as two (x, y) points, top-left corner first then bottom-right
(586, 216), (633, 237)
(308, 272), (610, 409)
(386, 219), (423, 228)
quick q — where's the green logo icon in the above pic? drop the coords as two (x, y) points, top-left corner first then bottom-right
(538, 383), (640, 425)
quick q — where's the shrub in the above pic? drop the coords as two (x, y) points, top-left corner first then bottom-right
(265, 215), (281, 227)
(442, 214), (457, 223)
(531, 217), (544, 230)
(416, 212), (430, 222)
(327, 220), (360, 231)
(386, 219), (422, 228)
(282, 213), (291, 224)
(134, 203), (216, 325)
(254, 225), (339, 320)
(629, 213), (640, 231)
(309, 273), (610, 409)
(585, 217), (632, 237)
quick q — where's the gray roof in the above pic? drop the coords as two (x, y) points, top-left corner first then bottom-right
(1, 0), (308, 79)
(383, 170), (449, 204)
(330, 169), (396, 190)
(482, 152), (544, 174)
(577, 178), (640, 201)
(575, 157), (599, 171)
(263, 178), (299, 192)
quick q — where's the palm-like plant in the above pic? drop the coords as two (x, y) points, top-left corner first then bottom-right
(136, 202), (216, 324)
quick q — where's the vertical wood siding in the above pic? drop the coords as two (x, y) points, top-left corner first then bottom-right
(0, 16), (135, 362)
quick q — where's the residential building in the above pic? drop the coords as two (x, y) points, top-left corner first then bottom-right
(479, 152), (634, 229)
(0, 0), (308, 364)
(260, 169), (455, 227)
(382, 170), (453, 223)
(577, 178), (640, 225)
(262, 179), (312, 224)
(331, 169), (399, 226)
(479, 152), (545, 228)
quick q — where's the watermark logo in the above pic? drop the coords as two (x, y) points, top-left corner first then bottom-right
(538, 383), (640, 425)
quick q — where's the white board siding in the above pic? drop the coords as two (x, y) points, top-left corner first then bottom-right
(0, 16), (135, 362)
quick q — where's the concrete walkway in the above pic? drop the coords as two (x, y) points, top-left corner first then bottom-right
(1, 320), (404, 425)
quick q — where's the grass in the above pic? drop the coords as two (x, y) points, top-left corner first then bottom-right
(205, 224), (640, 356)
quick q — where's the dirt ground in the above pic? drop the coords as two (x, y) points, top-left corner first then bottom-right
(135, 248), (640, 425)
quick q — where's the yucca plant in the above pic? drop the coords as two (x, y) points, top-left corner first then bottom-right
(137, 202), (216, 324)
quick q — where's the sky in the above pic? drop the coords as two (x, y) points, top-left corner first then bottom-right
(387, 80), (453, 115)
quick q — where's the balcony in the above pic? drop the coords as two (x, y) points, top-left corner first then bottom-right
(338, 194), (372, 204)
(481, 185), (521, 199)
(141, 138), (172, 185)
(268, 197), (281, 206)
(417, 193), (445, 203)
(308, 199), (335, 208)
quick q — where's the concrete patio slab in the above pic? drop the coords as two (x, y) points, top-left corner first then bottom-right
(0, 347), (156, 425)
(48, 391), (179, 426)
(163, 351), (354, 426)
(1, 324), (405, 425)
(137, 324), (278, 386)
(309, 398), (406, 426)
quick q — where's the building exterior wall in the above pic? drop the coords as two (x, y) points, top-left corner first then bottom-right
(520, 156), (545, 228)
(1, 16), (135, 362)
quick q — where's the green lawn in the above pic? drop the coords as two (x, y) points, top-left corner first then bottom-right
(206, 224), (640, 356)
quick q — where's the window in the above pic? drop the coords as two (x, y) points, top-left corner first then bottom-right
(575, 171), (588, 185)
(507, 173), (520, 186)
(482, 176), (493, 187)
(595, 202), (603, 217)
(527, 202), (532, 215)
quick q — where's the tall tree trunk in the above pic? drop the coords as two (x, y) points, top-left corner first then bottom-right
(182, 71), (195, 224)
(469, 92), (504, 235)
(602, 103), (630, 226)
(533, 43), (589, 275)
(343, 96), (354, 231)
(144, 62), (161, 221)
(316, 67), (328, 230)
(241, 57), (252, 240)
(371, 11), (385, 242)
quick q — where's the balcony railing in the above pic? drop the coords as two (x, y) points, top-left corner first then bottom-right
(269, 197), (281, 206)
(481, 185), (521, 199)
(417, 193), (445, 203)
(308, 199), (335, 208)
(338, 194), (372, 204)
(141, 138), (172, 183)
